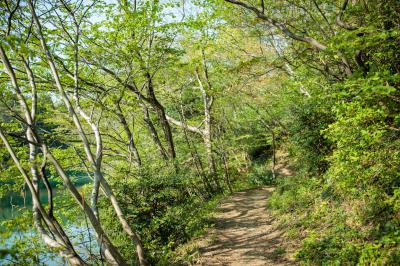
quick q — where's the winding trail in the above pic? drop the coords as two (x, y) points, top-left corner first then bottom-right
(195, 188), (296, 266)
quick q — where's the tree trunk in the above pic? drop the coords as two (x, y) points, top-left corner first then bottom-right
(1, 45), (87, 266)
(141, 101), (169, 160)
(0, 130), (87, 266)
(115, 101), (141, 166)
(196, 67), (220, 190)
(222, 151), (233, 193)
(27, 1), (147, 263)
(271, 130), (276, 179)
(144, 71), (176, 160)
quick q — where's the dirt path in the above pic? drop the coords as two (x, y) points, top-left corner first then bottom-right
(195, 188), (296, 266)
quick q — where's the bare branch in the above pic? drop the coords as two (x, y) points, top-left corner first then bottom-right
(224, 0), (327, 50)
(166, 114), (205, 136)
(336, 0), (358, 30)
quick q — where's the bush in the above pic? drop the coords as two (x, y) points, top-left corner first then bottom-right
(247, 164), (276, 186)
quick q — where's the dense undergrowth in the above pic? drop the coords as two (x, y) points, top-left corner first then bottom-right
(264, 1), (400, 264)
(269, 72), (400, 264)
(270, 170), (400, 265)
(269, 76), (400, 264)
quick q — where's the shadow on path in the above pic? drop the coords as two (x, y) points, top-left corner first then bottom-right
(196, 188), (296, 266)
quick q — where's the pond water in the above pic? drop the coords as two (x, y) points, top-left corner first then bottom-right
(1, 175), (91, 220)
(0, 185), (59, 221)
(0, 177), (98, 265)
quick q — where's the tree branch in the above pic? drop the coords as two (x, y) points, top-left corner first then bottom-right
(166, 114), (205, 136)
(336, 0), (358, 30)
(224, 0), (327, 50)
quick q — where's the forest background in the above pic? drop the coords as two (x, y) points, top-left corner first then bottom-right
(0, 0), (399, 265)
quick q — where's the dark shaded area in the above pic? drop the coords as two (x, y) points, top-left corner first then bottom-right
(248, 144), (273, 162)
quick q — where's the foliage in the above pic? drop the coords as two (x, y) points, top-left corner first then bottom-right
(0, 0), (399, 265)
(267, 0), (400, 264)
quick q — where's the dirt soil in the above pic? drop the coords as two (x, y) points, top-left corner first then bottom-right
(195, 187), (297, 266)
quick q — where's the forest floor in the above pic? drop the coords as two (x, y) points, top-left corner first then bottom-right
(193, 187), (298, 266)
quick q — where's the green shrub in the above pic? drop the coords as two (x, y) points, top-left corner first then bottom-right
(247, 164), (276, 186)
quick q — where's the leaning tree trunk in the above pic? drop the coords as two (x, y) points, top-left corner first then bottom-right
(30, 2), (149, 263)
(115, 100), (142, 166)
(141, 100), (168, 160)
(0, 46), (87, 265)
(144, 70), (176, 160)
(0, 129), (87, 266)
(27, 1), (141, 264)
